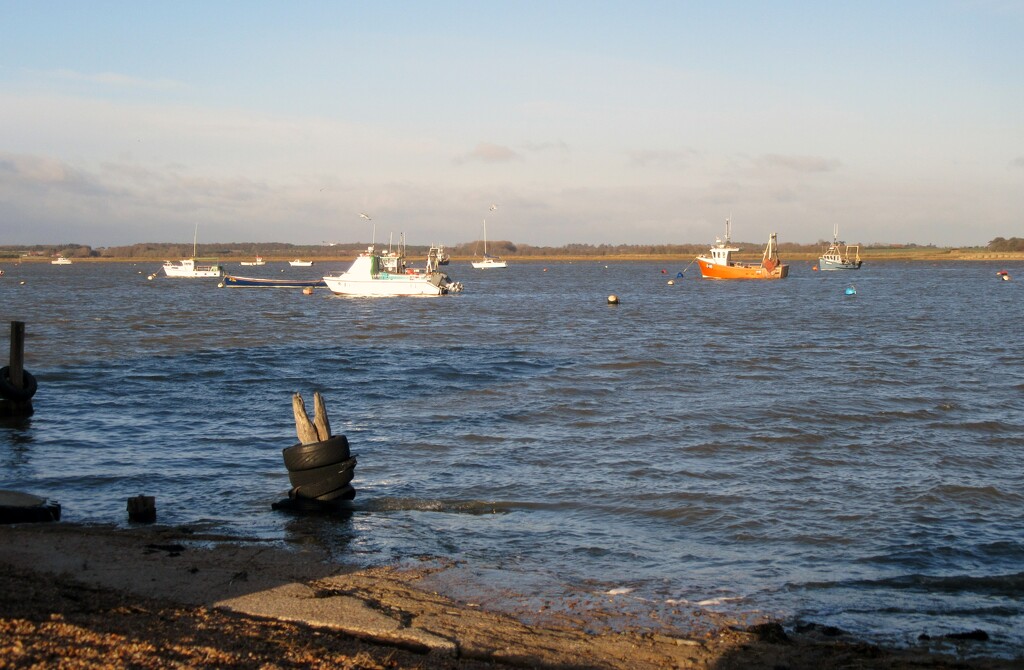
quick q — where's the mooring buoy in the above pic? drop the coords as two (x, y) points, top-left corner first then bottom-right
(607, 294), (620, 304)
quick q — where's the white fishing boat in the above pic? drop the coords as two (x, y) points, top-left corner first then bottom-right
(288, 259), (314, 266)
(162, 258), (224, 278)
(472, 208), (508, 269)
(162, 225), (224, 278)
(239, 255), (266, 266)
(50, 256), (73, 265)
(322, 243), (462, 297)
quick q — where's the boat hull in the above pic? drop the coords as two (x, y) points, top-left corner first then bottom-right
(163, 264), (223, 278)
(288, 260), (314, 267)
(818, 257), (862, 270)
(322, 272), (459, 296)
(471, 258), (507, 269)
(696, 257), (789, 280)
(222, 275), (326, 288)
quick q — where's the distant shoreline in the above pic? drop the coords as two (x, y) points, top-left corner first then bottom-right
(4, 250), (1024, 264)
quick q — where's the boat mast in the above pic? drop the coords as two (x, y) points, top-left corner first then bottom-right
(192, 222), (199, 258)
(484, 204), (498, 257)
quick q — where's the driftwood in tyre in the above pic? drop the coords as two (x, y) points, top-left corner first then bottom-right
(279, 392), (356, 507)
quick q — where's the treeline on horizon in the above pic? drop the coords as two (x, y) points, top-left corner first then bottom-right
(3, 237), (1022, 260)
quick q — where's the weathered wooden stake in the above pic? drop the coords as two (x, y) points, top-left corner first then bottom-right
(2, 321), (33, 418)
(127, 495), (156, 523)
(292, 393), (320, 444)
(9, 322), (25, 391)
(293, 391), (333, 444)
(313, 391), (331, 442)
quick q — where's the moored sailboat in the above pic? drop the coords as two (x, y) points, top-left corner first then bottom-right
(472, 206), (508, 269)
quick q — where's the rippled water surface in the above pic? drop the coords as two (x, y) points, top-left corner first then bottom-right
(2, 259), (1022, 654)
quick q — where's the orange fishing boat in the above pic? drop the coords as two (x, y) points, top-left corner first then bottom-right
(695, 219), (789, 280)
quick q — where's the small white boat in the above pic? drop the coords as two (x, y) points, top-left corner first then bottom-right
(472, 214), (508, 269)
(162, 224), (223, 278)
(322, 244), (462, 297)
(239, 255), (266, 266)
(51, 256), (73, 265)
(471, 256), (507, 269)
(162, 258), (224, 278)
(289, 259), (314, 267)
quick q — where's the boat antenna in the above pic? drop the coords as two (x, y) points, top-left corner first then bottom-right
(360, 212), (374, 248)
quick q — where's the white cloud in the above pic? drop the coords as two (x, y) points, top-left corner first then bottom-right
(454, 142), (522, 165)
(756, 154), (842, 173)
(627, 149), (699, 169)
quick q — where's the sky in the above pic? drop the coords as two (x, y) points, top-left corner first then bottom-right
(1, 1), (1022, 248)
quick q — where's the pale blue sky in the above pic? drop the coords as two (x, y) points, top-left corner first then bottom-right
(1, 1), (1022, 247)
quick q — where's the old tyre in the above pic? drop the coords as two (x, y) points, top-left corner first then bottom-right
(315, 484), (356, 502)
(0, 366), (37, 403)
(271, 495), (354, 514)
(282, 435), (350, 471)
(287, 457), (357, 488)
(290, 470), (356, 499)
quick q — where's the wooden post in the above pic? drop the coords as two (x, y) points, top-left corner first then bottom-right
(313, 391), (331, 442)
(292, 392), (332, 444)
(127, 495), (156, 523)
(2, 321), (33, 418)
(292, 393), (320, 444)
(9, 322), (24, 390)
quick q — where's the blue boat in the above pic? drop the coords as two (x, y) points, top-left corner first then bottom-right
(221, 275), (326, 288)
(818, 225), (862, 270)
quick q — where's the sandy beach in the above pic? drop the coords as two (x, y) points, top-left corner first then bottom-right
(0, 523), (1016, 669)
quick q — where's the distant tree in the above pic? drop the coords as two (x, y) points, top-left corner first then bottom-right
(988, 237), (1024, 252)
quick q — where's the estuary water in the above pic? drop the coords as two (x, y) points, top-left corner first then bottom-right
(2, 258), (1022, 655)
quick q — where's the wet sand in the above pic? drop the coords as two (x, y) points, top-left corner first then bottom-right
(0, 523), (1016, 669)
